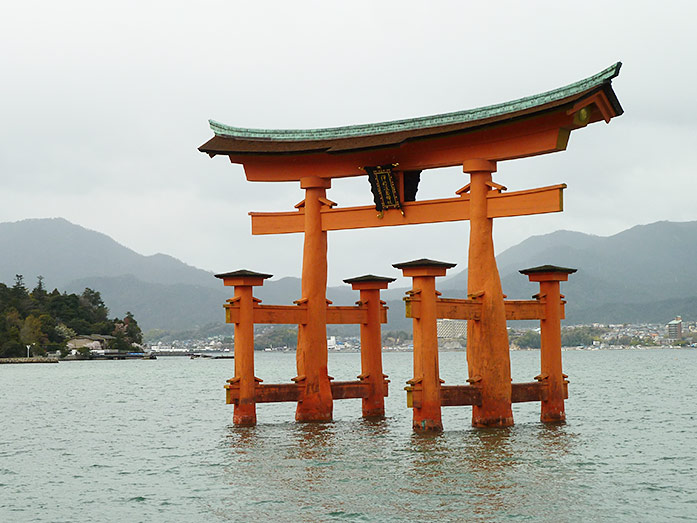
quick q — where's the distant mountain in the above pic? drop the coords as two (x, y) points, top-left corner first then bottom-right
(63, 275), (231, 331)
(3, 217), (697, 333)
(0, 218), (215, 290)
(440, 221), (697, 324)
(0, 218), (363, 332)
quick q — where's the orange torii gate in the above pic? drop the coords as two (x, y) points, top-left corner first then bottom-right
(200, 63), (623, 429)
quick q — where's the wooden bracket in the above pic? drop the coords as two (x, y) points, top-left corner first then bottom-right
(486, 180), (507, 192)
(566, 91), (615, 124)
(456, 183), (471, 195)
(319, 197), (337, 208)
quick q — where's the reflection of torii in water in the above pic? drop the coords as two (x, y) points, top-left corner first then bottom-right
(200, 62), (623, 430)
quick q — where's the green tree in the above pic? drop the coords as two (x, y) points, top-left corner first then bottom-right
(1, 340), (24, 358)
(108, 330), (133, 352)
(20, 315), (42, 355)
(31, 275), (47, 302)
(123, 311), (143, 345)
(514, 330), (541, 349)
(10, 275), (31, 316)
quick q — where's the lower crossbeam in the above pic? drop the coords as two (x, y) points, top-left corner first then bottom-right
(225, 379), (389, 404)
(406, 381), (562, 408)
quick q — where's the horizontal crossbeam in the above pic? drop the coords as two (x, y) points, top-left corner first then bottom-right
(225, 303), (309, 325)
(224, 303), (387, 325)
(326, 306), (387, 324)
(250, 184), (566, 235)
(225, 379), (389, 404)
(406, 381), (561, 408)
(405, 297), (565, 321)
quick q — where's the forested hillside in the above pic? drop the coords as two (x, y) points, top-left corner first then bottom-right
(0, 275), (142, 357)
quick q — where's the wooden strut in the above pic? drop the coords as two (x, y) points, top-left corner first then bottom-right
(400, 262), (574, 429)
(219, 271), (393, 426)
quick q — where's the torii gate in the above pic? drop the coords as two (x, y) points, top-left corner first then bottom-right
(200, 63), (623, 428)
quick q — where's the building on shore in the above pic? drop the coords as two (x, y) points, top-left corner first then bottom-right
(666, 317), (683, 340)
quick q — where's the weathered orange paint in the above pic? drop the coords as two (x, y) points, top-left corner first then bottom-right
(405, 296), (564, 322)
(249, 184), (566, 235)
(223, 302), (388, 326)
(525, 271), (571, 423)
(349, 279), (392, 418)
(225, 380), (386, 404)
(218, 273), (269, 426)
(295, 177), (333, 422)
(398, 264), (452, 432)
(464, 160), (514, 428)
(410, 381), (550, 408)
(326, 305), (385, 325)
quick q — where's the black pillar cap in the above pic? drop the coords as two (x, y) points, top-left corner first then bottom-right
(214, 269), (273, 279)
(343, 274), (397, 284)
(392, 258), (457, 270)
(519, 265), (577, 275)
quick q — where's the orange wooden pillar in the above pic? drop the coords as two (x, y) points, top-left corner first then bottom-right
(295, 176), (334, 422)
(463, 159), (514, 428)
(344, 275), (395, 418)
(521, 265), (576, 423)
(394, 259), (455, 432)
(215, 269), (272, 426)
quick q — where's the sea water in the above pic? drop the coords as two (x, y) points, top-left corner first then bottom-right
(1, 349), (696, 521)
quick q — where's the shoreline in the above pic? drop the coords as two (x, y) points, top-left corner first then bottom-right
(0, 357), (59, 364)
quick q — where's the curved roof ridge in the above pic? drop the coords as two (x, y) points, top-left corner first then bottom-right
(209, 62), (621, 142)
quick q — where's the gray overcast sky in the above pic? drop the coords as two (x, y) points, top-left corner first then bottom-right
(2, 1), (696, 287)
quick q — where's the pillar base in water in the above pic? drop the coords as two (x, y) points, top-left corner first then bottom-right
(413, 418), (443, 432)
(472, 417), (514, 428)
(295, 411), (333, 423)
(233, 405), (257, 427)
(413, 405), (443, 432)
(472, 404), (514, 428)
(295, 394), (333, 423)
(541, 408), (566, 424)
(362, 408), (385, 419)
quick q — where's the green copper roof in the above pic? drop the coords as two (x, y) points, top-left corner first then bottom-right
(209, 62), (621, 142)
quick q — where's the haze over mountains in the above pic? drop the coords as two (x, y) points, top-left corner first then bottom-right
(1, 218), (695, 333)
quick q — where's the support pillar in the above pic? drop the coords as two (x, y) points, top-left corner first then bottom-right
(463, 159), (513, 427)
(344, 275), (395, 418)
(215, 270), (272, 426)
(296, 176), (334, 422)
(394, 259), (455, 432)
(521, 265), (576, 423)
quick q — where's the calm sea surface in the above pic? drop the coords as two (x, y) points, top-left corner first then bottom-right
(1, 349), (696, 522)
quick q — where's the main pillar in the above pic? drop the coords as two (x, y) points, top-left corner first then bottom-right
(395, 259), (455, 432)
(344, 275), (395, 418)
(463, 159), (513, 427)
(215, 270), (272, 426)
(521, 265), (576, 423)
(295, 176), (334, 422)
